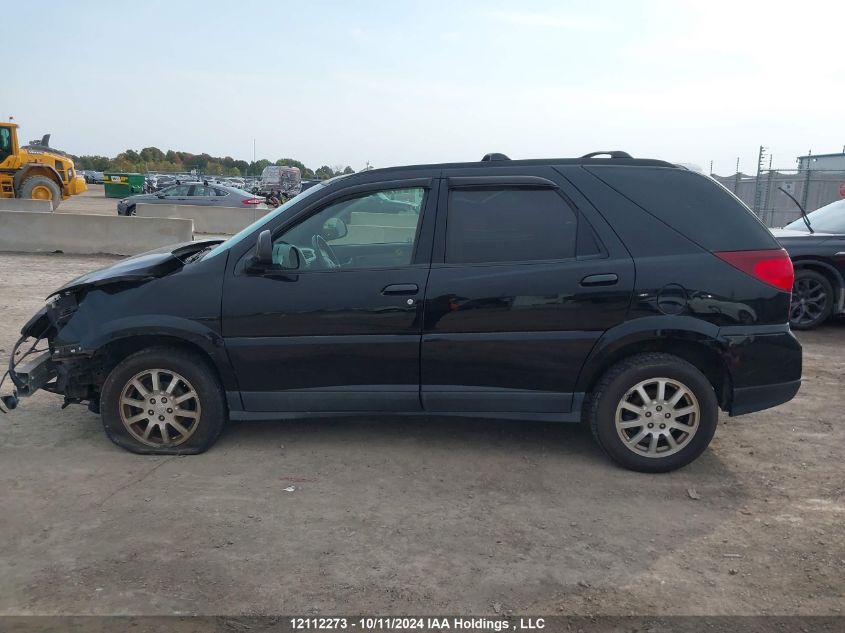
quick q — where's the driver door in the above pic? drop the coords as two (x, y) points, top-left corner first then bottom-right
(221, 177), (438, 413)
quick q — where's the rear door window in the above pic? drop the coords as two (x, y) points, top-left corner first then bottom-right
(445, 188), (577, 263)
(163, 185), (190, 197)
(190, 185), (215, 197)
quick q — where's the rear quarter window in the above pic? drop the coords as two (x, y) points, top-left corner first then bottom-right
(585, 166), (779, 251)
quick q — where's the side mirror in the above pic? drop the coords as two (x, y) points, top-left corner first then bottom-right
(322, 217), (348, 240)
(272, 243), (301, 270)
(156, 193), (165, 199)
(255, 229), (273, 266)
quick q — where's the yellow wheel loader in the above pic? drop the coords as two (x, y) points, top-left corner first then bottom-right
(0, 122), (87, 209)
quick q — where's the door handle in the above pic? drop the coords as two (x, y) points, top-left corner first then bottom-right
(382, 283), (419, 295)
(580, 273), (618, 287)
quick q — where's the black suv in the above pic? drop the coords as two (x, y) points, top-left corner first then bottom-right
(6, 152), (802, 472)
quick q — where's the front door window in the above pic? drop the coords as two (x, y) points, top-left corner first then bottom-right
(273, 187), (425, 271)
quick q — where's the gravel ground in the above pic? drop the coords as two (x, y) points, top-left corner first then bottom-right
(55, 185), (115, 216)
(0, 251), (842, 616)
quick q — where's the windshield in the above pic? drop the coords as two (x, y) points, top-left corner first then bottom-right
(204, 182), (327, 259)
(784, 199), (845, 233)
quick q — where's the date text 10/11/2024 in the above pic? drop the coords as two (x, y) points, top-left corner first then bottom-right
(290, 618), (547, 631)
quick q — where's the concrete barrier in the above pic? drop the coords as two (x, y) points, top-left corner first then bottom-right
(0, 198), (53, 212)
(0, 211), (194, 256)
(135, 203), (270, 234)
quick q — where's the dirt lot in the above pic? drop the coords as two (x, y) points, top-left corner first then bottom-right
(0, 251), (842, 616)
(55, 185), (115, 216)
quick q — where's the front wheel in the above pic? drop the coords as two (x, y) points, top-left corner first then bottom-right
(100, 347), (227, 454)
(17, 175), (62, 208)
(587, 353), (719, 473)
(790, 269), (833, 330)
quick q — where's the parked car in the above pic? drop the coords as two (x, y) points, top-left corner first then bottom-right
(771, 198), (845, 329)
(225, 177), (246, 190)
(116, 182), (264, 215)
(5, 152), (801, 472)
(84, 171), (104, 185)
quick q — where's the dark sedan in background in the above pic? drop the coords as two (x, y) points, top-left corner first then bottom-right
(117, 182), (265, 216)
(772, 199), (845, 329)
(82, 171), (105, 184)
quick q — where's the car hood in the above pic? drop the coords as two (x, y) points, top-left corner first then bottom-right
(48, 239), (224, 298)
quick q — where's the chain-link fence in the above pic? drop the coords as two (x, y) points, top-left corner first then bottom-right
(711, 169), (845, 228)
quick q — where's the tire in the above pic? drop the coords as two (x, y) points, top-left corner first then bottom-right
(586, 353), (719, 473)
(17, 175), (62, 208)
(99, 347), (227, 455)
(789, 268), (833, 330)
(127, 205), (137, 216)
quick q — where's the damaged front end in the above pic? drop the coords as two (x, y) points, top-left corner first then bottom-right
(4, 291), (97, 413)
(2, 238), (226, 415)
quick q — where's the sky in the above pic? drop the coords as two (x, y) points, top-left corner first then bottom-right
(3, 0), (844, 175)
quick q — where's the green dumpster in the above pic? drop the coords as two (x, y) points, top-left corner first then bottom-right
(103, 172), (146, 198)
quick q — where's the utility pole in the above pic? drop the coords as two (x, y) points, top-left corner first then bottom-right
(733, 157), (740, 193)
(763, 153), (774, 225)
(753, 145), (770, 214)
(801, 149), (812, 211)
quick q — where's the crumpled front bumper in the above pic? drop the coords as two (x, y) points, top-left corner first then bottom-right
(9, 349), (56, 397)
(7, 301), (67, 400)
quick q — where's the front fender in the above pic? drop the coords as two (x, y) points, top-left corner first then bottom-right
(792, 256), (845, 288)
(59, 315), (239, 392)
(13, 164), (63, 190)
(80, 314), (224, 354)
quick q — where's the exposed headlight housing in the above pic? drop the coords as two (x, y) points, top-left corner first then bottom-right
(47, 292), (79, 329)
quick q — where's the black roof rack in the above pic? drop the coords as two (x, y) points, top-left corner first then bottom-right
(581, 151), (633, 159)
(332, 154), (677, 181)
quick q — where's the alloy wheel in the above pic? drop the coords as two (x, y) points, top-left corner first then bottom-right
(615, 377), (700, 458)
(118, 368), (201, 447)
(790, 277), (827, 327)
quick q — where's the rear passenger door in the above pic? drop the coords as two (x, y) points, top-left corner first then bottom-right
(421, 169), (634, 415)
(211, 187), (233, 206)
(188, 184), (217, 205)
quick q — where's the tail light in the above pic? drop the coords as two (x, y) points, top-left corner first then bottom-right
(241, 198), (262, 205)
(713, 249), (794, 292)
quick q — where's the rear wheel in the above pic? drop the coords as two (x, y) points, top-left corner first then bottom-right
(587, 353), (719, 473)
(17, 175), (62, 208)
(790, 269), (833, 330)
(100, 347), (227, 454)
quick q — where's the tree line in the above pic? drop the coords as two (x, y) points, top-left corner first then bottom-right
(72, 146), (355, 180)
